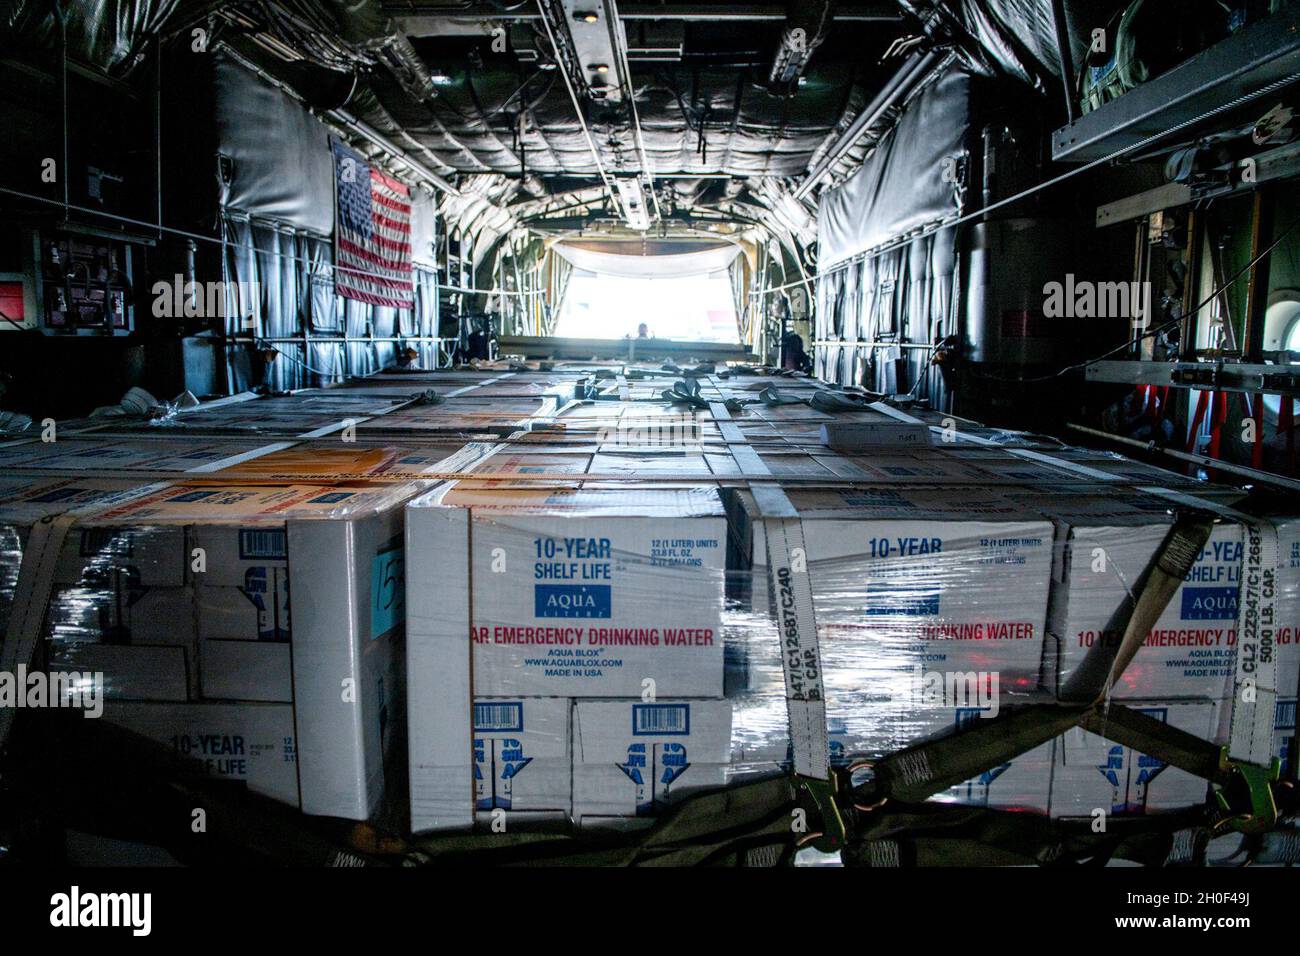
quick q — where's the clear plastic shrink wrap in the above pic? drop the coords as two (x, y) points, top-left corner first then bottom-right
(406, 466), (730, 832)
(58, 387), (562, 440)
(4, 363), (1294, 840)
(402, 430), (1298, 834)
(0, 440), (485, 820)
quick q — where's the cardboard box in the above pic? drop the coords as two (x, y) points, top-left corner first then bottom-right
(410, 479), (727, 699)
(571, 699), (732, 824)
(915, 707), (1053, 813)
(0, 437), (274, 474)
(1016, 490), (1245, 701)
(78, 479), (415, 818)
(368, 397), (557, 435)
(45, 585), (195, 646)
(1276, 697), (1296, 779)
(0, 475), (169, 637)
(1049, 700), (1221, 818)
(1276, 516), (1300, 703)
(103, 701), (300, 806)
(49, 642), (190, 702)
(52, 524), (187, 588)
(197, 580), (291, 642)
(702, 444), (1017, 484)
(0, 473), (437, 820)
(472, 697), (570, 819)
(407, 460), (727, 832)
(71, 392), (410, 439)
(727, 485), (1054, 687)
(200, 640), (293, 702)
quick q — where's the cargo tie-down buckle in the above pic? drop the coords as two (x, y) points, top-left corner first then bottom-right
(1212, 750), (1281, 835)
(795, 774), (846, 853)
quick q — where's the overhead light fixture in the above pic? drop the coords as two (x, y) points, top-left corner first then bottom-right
(573, 10), (599, 23)
(615, 178), (651, 231)
(591, 63), (609, 74)
(429, 71), (455, 86)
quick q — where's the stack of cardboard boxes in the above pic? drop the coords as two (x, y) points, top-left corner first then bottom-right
(0, 437), (481, 819)
(4, 362), (1295, 837)
(1018, 488), (1299, 816)
(405, 449), (732, 831)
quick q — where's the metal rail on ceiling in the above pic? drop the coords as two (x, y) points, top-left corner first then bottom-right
(388, 3), (902, 24)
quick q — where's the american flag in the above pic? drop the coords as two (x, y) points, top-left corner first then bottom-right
(333, 141), (414, 309)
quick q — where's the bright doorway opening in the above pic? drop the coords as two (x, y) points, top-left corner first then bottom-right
(554, 270), (739, 342)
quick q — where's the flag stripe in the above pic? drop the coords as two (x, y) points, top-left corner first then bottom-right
(336, 266), (414, 291)
(373, 193), (411, 215)
(333, 142), (414, 308)
(338, 237), (412, 271)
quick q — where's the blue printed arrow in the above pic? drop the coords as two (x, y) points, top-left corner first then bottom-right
(500, 757), (533, 780)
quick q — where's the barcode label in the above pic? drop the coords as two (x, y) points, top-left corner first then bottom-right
(239, 528), (288, 559)
(1278, 699), (1297, 731)
(633, 704), (689, 736)
(474, 701), (523, 733)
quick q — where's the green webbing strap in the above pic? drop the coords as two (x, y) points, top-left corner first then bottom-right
(854, 705), (1090, 805)
(661, 379), (709, 408)
(807, 389), (879, 413)
(844, 803), (1212, 867)
(757, 385), (807, 406)
(1078, 703), (1283, 833)
(1079, 704), (1225, 785)
(851, 515), (1216, 808)
(411, 778), (801, 867)
(1059, 516), (1215, 704)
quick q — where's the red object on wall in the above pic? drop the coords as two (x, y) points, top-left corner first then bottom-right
(0, 281), (25, 321)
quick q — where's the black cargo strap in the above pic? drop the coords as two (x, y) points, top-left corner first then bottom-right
(1079, 704), (1224, 784)
(410, 777), (803, 867)
(406, 388), (442, 406)
(661, 378), (708, 408)
(757, 385), (807, 406)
